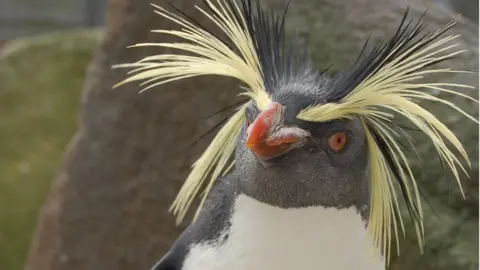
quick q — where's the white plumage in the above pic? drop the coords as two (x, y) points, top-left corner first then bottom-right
(183, 194), (385, 270)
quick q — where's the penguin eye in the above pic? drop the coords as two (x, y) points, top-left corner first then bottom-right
(328, 132), (347, 152)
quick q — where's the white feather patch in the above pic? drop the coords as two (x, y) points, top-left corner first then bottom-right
(183, 194), (385, 270)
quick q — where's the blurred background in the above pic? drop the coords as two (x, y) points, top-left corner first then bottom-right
(0, 0), (478, 270)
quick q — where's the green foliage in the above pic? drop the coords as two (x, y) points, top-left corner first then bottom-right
(0, 30), (100, 270)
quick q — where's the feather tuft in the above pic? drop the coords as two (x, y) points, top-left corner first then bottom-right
(112, 0), (275, 224)
(298, 7), (478, 262)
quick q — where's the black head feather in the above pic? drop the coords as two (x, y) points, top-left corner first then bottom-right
(235, 0), (314, 93)
(326, 7), (455, 103)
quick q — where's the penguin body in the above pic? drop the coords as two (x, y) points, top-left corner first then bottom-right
(154, 173), (384, 270)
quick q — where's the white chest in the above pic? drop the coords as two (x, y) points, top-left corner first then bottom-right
(183, 194), (385, 270)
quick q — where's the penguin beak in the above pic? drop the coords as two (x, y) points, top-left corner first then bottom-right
(246, 102), (309, 160)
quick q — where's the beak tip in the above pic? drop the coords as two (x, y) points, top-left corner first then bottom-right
(245, 101), (285, 151)
(245, 136), (257, 149)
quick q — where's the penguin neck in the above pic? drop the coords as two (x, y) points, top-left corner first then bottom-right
(232, 192), (370, 235)
(235, 150), (372, 220)
(236, 174), (371, 222)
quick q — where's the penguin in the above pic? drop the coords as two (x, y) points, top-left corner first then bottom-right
(153, 100), (380, 270)
(113, 1), (477, 269)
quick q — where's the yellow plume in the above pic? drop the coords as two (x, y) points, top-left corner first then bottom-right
(298, 19), (478, 262)
(113, 1), (272, 224)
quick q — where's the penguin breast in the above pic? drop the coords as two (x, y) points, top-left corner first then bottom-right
(182, 194), (385, 270)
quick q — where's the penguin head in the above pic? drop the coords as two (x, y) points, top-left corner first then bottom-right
(235, 75), (370, 211)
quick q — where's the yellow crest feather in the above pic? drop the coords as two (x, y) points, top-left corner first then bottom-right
(113, 0), (272, 224)
(113, 1), (271, 110)
(298, 19), (478, 262)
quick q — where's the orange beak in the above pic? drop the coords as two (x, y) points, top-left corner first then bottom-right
(246, 102), (301, 159)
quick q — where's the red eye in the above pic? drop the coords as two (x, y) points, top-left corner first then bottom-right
(328, 132), (347, 152)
